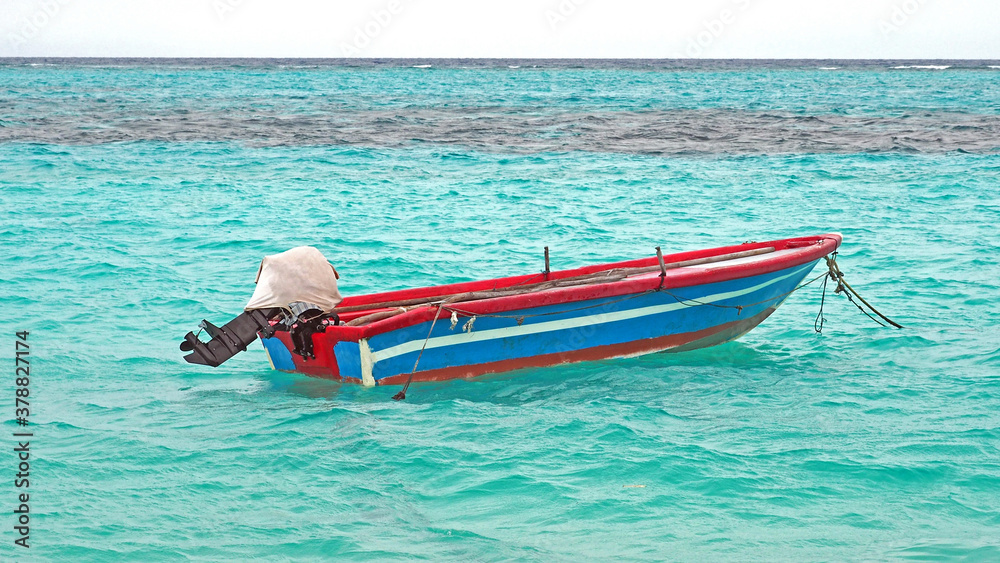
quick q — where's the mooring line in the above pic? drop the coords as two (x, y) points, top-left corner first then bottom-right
(824, 254), (903, 329)
(659, 271), (829, 313)
(814, 272), (830, 333)
(392, 304), (444, 401)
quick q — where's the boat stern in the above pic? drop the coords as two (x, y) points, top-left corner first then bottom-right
(260, 328), (372, 385)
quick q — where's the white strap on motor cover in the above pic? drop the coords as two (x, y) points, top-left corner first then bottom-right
(245, 246), (343, 312)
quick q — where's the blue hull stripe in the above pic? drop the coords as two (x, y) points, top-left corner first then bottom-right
(372, 262), (812, 361)
(261, 336), (296, 371)
(366, 261), (819, 380)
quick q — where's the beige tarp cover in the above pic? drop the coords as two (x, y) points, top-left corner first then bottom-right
(245, 246), (343, 312)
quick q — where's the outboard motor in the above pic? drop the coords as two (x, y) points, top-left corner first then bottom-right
(180, 308), (281, 367)
(180, 246), (344, 368)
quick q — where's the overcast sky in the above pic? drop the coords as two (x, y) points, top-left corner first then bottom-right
(1, 0), (997, 59)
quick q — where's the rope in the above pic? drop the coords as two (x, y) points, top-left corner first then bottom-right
(814, 272), (829, 333)
(842, 287), (887, 327)
(391, 304), (444, 401)
(439, 269), (831, 327)
(824, 254), (903, 329)
(658, 272), (829, 313)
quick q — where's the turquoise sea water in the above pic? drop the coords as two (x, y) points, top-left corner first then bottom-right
(2, 61), (1000, 560)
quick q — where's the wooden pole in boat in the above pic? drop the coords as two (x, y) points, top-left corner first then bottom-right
(543, 247), (550, 279)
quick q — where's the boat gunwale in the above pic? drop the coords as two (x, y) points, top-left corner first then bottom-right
(320, 233), (842, 340)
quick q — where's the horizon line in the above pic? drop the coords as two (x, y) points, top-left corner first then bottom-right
(2, 56), (1000, 62)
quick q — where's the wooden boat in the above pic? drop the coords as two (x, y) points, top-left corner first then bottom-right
(242, 234), (841, 386)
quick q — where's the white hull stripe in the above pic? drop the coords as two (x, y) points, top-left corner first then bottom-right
(370, 263), (814, 363)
